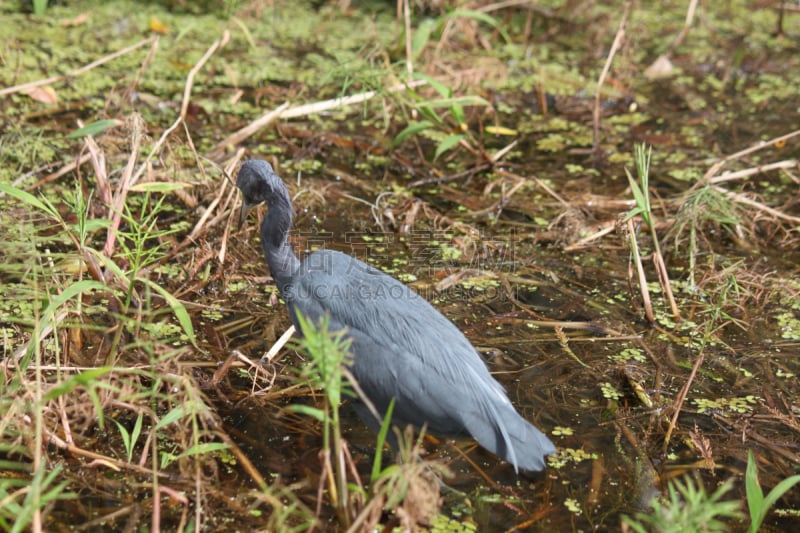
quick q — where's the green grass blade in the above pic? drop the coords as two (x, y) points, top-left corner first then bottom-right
(762, 471), (800, 502)
(412, 72), (451, 97)
(746, 450), (764, 532)
(451, 103), (466, 127)
(448, 9), (498, 26)
(286, 404), (326, 422)
(130, 412), (144, 457)
(42, 367), (113, 402)
(446, 9), (509, 42)
(177, 442), (230, 459)
(411, 18), (437, 59)
(32, 0), (48, 16)
(0, 183), (59, 218)
(67, 119), (120, 139)
(757, 474), (800, 530)
(370, 397), (395, 483)
(434, 134), (465, 160)
(130, 182), (191, 193)
(113, 419), (133, 460)
(154, 405), (186, 431)
(414, 95), (489, 109)
(392, 120), (434, 147)
(140, 277), (197, 345)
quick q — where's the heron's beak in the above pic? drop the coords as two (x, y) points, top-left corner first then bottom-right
(238, 202), (254, 230)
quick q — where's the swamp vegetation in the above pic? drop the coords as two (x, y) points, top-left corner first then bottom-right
(1, 0), (799, 531)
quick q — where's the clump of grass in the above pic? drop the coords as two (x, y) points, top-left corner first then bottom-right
(623, 451), (800, 532)
(624, 143), (681, 324)
(666, 184), (744, 290)
(745, 450), (800, 533)
(0, 173), (232, 529)
(289, 312), (355, 527)
(288, 312), (449, 530)
(622, 476), (742, 532)
(392, 74), (490, 161)
(0, 462), (74, 532)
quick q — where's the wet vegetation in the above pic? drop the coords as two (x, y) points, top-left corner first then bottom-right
(1, 0), (799, 531)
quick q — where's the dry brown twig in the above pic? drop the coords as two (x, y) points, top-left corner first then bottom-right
(402, 0), (414, 83)
(261, 325), (297, 364)
(712, 186), (800, 225)
(214, 428), (269, 490)
(216, 153), (246, 263)
(563, 220), (617, 251)
(496, 168), (570, 208)
(159, 150), (244, 264)
(692, 129), (800, 226)
(0, 36), (158, 98)
(133, 33), (228, 187)
(207, 103), (290, 159)
(102, 114), (144, 256)
(626, 218), (655, 324)
(653, 240), (682, 321)
(699, 128), (800, 186)
(121, 36), (160, 106)
(643, 0), (699, 78)
(208, 79), (426, 159)
(593, 1), (630, 152)
(667, 0), (699, 54)
(80, 121), (112, 205)
(663, 352), (705, 454)
(708, 159), (798, 184)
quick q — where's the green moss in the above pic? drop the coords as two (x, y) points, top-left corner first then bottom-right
(425, 514), (478, 533)
(548, 448), (598, 469)
(775, 312), (800, 340)
(609, 347), (647, 363)
(693, 395), (758, 414)
(601, 382), (622, 400)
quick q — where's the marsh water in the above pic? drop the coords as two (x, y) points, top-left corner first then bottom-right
(219, 150), (799, 531)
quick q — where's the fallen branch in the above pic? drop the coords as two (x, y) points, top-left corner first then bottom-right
(208, 80), (427, 157)
(207, 102), (290, 158)
(699, 128), (800, 187)
(663, 351), (705, 454)
(261, 325), (296, 363)
(102, 114), (144, 256)
(0, 36), (158, 98)
(712, 186), (800, 224)
(708, 159), (798, 184)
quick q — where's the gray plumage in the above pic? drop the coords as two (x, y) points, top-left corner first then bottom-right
(237, 159), (556, 472)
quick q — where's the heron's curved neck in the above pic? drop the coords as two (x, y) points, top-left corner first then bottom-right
(260, 195), (300, 295)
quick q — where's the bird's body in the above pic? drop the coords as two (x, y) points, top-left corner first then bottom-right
(238, 159), (556, 472)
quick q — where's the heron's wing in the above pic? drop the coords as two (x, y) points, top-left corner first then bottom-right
(287, 251), (503, 396)
(291, 294), (555, 471)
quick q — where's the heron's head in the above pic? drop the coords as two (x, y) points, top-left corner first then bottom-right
(236, 159), (284, 228)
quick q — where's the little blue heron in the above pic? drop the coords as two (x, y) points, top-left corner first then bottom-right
(237, 159), (556, 472)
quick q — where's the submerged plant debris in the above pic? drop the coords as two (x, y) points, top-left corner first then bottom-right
(1, 0), (799, 531)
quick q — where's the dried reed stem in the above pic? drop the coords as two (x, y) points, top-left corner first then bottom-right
(209, 79), (426, 158)
(663, 352), (704, 454)
(0, 36), (158, 97)
(593, 2), (630, 152)
(627, 218), (655, 323)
